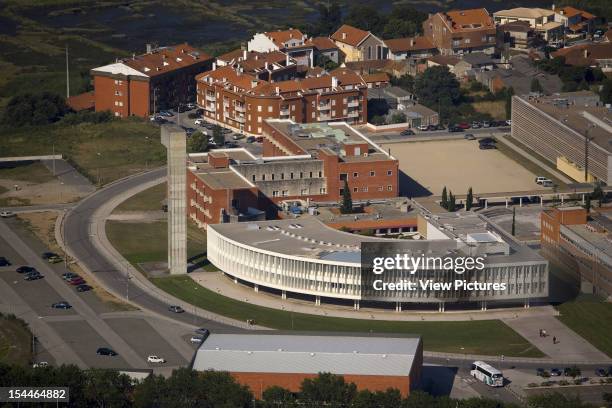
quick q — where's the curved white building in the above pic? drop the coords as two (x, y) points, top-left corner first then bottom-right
(207, 212), (548, 310)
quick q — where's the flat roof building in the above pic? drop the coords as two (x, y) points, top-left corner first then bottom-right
(191, 332), (423, 398)
(511, 92), (612, 184)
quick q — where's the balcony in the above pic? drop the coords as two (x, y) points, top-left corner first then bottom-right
(347, 100), (359, 108)
(319, 114), (332, 121)
(347, 110), (359, 118)
(317, 102), (331, 111)
(223, 100), (230, 108)
(205, 94), (216, 102)
(235, 104), (246, 112)
(280, 107), (290, 116)
(235, 115), (246, 123)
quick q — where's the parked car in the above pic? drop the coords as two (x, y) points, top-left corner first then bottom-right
(190, 336), (203, 343)
(505, 120), (512, 126)
(195, 328), (210, 336)
(159, 111), (173, 118)
(400, 129), (415, 136)
(479, 143), (496, 150)
(16, 266), (36, 274)
(47, 255), (63, 264)
(232, 133), (245, 140)
(76, 284), (92, 292)
(168, 305), (185, 313)
(479, 137), (496, 145)
(51, 301), (72, 310)
(194, 118), (205, 126)
(62, 272), (79, 280)
(457, 122), (471, 129)
(32, 362), (49, 368)
(542, 180), (554, 187)
(448, 126), (464, 133)
(186, 102), (196, 110)
(550, 368), (562, 376)
(595, 368), (607, 377)
(536, 368), (548, 377)
(41, 252), (59, 260)
(223, 142), (238, 148)
(464, 133), (476, 140)
(417, 124), (429, 131)
(471, 121), (482, 129)
(68, 278), (86, 286)
(24, 272), (44, 281)
(147, 355), (166, 363)
(0, 211), (15, 218)
(246, 136), (256, 143)
(535, 176), (548, 185)
(0, 257), (10, 267)
(482, 121), (490, 128)
(96, 347), (117, 356)
(426, 124), (437, 131)
(255, 136), (264, 143)
(221, 128), (232, 134)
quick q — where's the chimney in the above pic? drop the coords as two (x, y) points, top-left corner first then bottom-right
(243, 50), (247, 60)
(342, 32), (346, 40)
(146, 43), (152, 54)
(275, 86), (280, 95)
(331, 76), (338, 87)
(286, 53), (290, 66)
(410, 38), (415, 47)
(265, 61), (269, 70)
(212, 62), (217, 70)
(552, 4), (555, 11)
(583, 48), (589, 58)
(251, 80), (258, 88)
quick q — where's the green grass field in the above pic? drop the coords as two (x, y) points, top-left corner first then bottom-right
(152, 275), (543, 357)
(0, 161), (55, 183)
(557, 295), (612, 357)
(0, 314), (32, 366)
(0, 120), (165, 185)
(106, 220), (216, 271)
(115, 182), (167, 212)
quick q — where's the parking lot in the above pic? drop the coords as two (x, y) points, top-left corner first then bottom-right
(381, 138), (542, 197)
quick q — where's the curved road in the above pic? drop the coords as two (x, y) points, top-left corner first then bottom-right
(62, 167), (241, 332)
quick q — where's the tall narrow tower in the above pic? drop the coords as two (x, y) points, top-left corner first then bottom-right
(161, 125), (187, 274)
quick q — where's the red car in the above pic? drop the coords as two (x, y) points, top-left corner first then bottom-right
(68, 277), (86, 286)
(457, 122), (471, 129)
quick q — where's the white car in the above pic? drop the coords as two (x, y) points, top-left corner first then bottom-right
(535, 176), (548, 185)
(194, 119), (205, 126)
(190, 336), (203, 343)
(32, 361), (48, 368)
(417, 124), (429, 131)
(147, 355), (166, 363)
(0, 211), (15, 218)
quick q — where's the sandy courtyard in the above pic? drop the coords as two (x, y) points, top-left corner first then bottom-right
(382, 139), (541, 197)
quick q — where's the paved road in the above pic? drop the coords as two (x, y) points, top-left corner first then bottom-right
(61, 167), (242, 332)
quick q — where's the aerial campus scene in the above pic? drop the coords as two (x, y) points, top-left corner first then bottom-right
(0, 0), (611, 407)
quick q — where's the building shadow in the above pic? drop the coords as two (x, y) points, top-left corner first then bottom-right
(421, 365), (457, 396)
(398, 170), (432, 198)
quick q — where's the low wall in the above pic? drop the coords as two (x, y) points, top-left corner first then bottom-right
(0, 155), (63, 163)
(365, 122), (409, 133)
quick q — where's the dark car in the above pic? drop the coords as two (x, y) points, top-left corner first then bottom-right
(177, 105), (189, 113)
(76, 284), (92, 292)
(168, 305), (185, 313)
(464, 133), (476, 140)
(400, 129), (415, 136)
(536, 368), (547, 377)
(550, 368), (562, 376)
(448, 126), (464, 133)
(246, 136), (256, 143)
(0, 257), (10, 266)
(96, 347), (117, 356)
(16, 266), (36, 274)
(195, 328), (210, 336)
(24, 272), (44, 281)
(41, 252), (59, 260)
(479, 137), (496, 145)
(426, 124), (437, 131)
(68, 278), (86, 286)
(479, 143), (496, 150)
(51, 301), (72, 310)
(596, 368), (608, 377)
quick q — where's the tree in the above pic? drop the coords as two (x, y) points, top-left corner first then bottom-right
(414, 66), (461, 121)
(390, 74), (415, 93)
(212, 125), (225, 146)
(390, 112), (406, 124)
(315, 1), (342, 36)
(441, 186), (448, 209)
(584, 194), (591, 214)
(448, 191), (456, 212)
(345, 4), (386, 33)
(187, 130), (208, 153)
(466, 187), (473, 211)
(511, 207), (516, 236)
(530, 78), (544, 93)
(600, 78), (612, 104)
(262, 386), (297, 407)
(340, 179), (353, 214)
(593, 182), (605, 207)
(2, 92), (71, 127)
(381, 4), (426, 39)
(300, 373), (357, 405)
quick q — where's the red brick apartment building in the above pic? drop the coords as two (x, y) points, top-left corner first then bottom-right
(91, 43), (212, 118)
(541, 207), (612, 299)
(195, 65), (368, 136)
(423, 8), (498, 55)
(187, 120), (398, 228)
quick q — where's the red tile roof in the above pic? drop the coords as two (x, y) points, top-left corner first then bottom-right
(123, 43), (211, 77)
(196, 65), (259, 91)
(67, 91), (95, 111)
(331, 24), (370, 47)
(384, 36), (435, 53)
(439, 8), (495, 33)
(309, 36), (339, 51)
(552, 43), (612, 66)
(558, 6), (595, 19)
(265, 29), (306, 48)
(362, 72), (390, 83)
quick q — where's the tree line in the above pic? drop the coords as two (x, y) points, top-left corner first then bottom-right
(1, 363), (608, 407)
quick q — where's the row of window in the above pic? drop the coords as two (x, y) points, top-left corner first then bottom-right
(252, 171), (323, 182)
(340, 170), (393, 179)
(272, 188), (327, 197)
(342, 185), (393, 193)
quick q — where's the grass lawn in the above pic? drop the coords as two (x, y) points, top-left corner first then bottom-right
(0, 119), (166, 185)
(115, 182), (167, 212)
(471, 100), (506, 120)
(0, 314), (32, 366)
(106, 220), (215, 271)
(556, 295), (612, 357)
(0, 161), (55, 183)
(152, 275), (543, 357)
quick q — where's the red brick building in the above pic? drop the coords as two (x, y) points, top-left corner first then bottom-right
(195, 65), (368, 136)
(423, 8), (498, 55)
(187, 119), (398, 229)
(91, 43), (212, 118)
